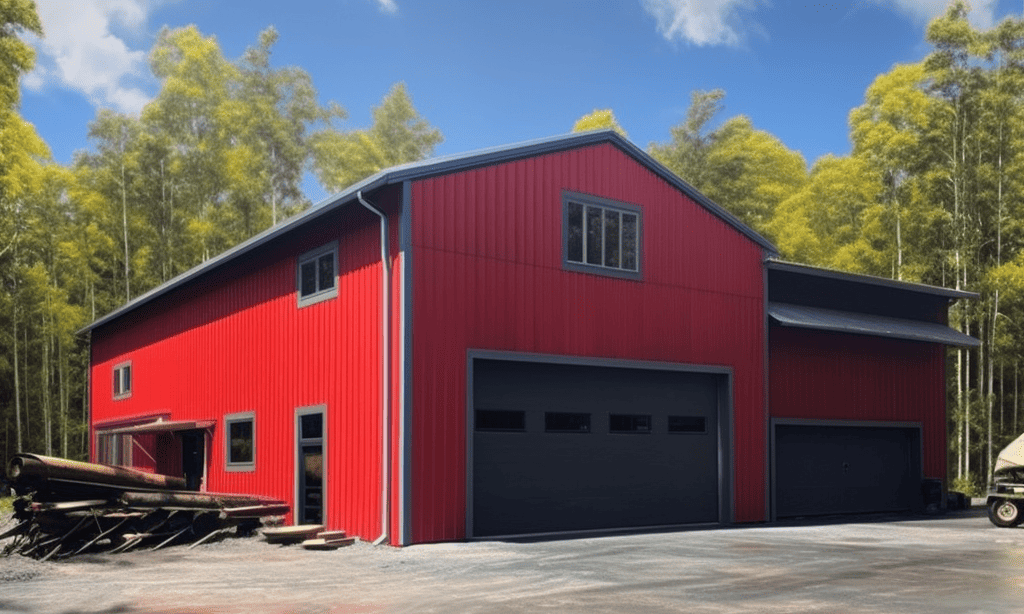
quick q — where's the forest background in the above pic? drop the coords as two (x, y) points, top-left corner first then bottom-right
(2, 0), (1022, 494)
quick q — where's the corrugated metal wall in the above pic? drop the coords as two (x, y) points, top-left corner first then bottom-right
(410, 143), (768, 542)
(90, 186), (404, 542)
(768, 326), (947, 480)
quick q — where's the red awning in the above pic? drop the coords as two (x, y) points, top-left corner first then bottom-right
(102, 419), (215, 435)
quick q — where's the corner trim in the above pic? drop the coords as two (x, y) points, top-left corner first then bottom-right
(399, 180), (414, 546)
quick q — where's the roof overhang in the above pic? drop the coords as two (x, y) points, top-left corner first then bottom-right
(768, 302), (980, 348)
(766, 260), (978, 300)
(100, 419), (216, 435)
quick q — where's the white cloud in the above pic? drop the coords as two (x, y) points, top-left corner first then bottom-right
(876, 0), (999, 30)
(641, 0), (766, 47)
(26, 0), (156, 114)
(375, 0), (398, 15)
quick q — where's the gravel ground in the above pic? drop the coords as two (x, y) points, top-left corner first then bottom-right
(2, 508), (1023, 614)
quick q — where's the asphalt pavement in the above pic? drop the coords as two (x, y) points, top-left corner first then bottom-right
(3, 507), (1022, 613)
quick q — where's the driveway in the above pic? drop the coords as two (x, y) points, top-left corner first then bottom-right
(2, 508), (1022, 613)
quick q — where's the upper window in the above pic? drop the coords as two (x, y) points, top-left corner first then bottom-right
(297, 242), (338, 307)
(563, 193), (641, 279)
(112, 362), (132, 400)
(225, 411), (255, 471)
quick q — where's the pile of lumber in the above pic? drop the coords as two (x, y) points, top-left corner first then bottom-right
(2, 453), (288, 560)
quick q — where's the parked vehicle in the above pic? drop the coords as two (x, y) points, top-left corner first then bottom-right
(987, 433), (1024, 527)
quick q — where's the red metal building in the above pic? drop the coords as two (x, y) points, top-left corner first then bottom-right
(84, 131), (977, 545)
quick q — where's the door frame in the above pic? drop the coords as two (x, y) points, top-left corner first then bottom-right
(465, 350), (734, 539)
(769, 418), (923, 521)
(295, 404), (327, 525)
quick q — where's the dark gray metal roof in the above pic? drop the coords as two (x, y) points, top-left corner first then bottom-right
(81, 130), (777, 333)
(768, 302), (980, 348)
(766, 259), (978, 300)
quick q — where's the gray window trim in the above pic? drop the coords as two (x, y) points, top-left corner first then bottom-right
(224, 411), (256, 472)
(112, 361), (132, 400)
(562, 191), (643, 281)
(297, 241), (339, 308)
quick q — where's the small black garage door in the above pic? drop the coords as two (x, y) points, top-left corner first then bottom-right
(471, 359), (722, 537)
(774, 423), (922, 518)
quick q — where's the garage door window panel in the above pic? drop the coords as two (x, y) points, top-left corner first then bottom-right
(669, 416), (708, 433)
(609, 414), (652, 434)
(545, 412), (591, 433)
(476, 409), (526, 432)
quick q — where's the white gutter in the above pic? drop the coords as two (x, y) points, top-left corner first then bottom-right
(357, 190), (391, 546)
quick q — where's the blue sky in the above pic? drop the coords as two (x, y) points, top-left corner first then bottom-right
(21, 0), (1024, 203)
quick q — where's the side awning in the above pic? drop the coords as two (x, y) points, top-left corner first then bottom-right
(768, 302), (980, 348)
(101, 419), (216, 435)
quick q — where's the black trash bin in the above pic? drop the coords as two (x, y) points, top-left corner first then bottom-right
(921, 478), (943, 512)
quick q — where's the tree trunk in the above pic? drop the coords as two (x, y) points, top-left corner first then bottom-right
(121, 160), (131, 302)
(42, 318), (52, 456)
(13, 303), (22, 453)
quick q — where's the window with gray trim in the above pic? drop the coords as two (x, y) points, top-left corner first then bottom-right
(564, 194), (640, 278)
(297, 242), (338, 307)
(112, 362), (132, 400)
(225, 412), (255, 471)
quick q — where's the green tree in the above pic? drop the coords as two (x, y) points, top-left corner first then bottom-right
(849, 62), (936, 282)
(312, 82), (442, 193)
(770, 155), (883, 274)
(649, 89), (725, 192)
(571, 109), (627, 136)
(0, 0), (42, 110)
(650, 90), (807, 237)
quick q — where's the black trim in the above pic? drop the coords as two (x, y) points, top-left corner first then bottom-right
(766, 259), (977, 300)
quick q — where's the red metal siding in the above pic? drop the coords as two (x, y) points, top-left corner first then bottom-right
(768, 326), (947, 481)
(410, 143), (768, 542)
(90, 188), (404, 542)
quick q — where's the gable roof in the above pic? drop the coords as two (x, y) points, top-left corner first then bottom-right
(82, 130), (777, 333)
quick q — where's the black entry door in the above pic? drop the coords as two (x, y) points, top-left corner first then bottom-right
(180, 430), (205, 491)
(774, 424), (922, 518)
(472, 360), (721, 537)
(298, 411), (324, 524)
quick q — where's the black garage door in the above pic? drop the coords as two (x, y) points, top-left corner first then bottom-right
(471, 359), (722, 537)
(774, 424), (922, 518)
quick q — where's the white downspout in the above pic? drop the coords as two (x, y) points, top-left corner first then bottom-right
(357, 190), (391, 546)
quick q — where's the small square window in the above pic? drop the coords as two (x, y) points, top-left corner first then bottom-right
(225, 412), (255, 471)
(112, 362), (132, 400)
(563, 192), (641, 280)
(297, 242), (338, 307)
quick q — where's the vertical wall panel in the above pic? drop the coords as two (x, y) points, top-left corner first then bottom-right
(768, 327), (947, 480)
(411, 143), (767, 542)
(90, 185), (405, 542)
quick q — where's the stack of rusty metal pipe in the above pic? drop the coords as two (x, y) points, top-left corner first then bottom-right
(2, 454), (288, 560)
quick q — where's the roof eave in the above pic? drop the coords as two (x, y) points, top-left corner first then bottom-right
(765, 258), (978, 300)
